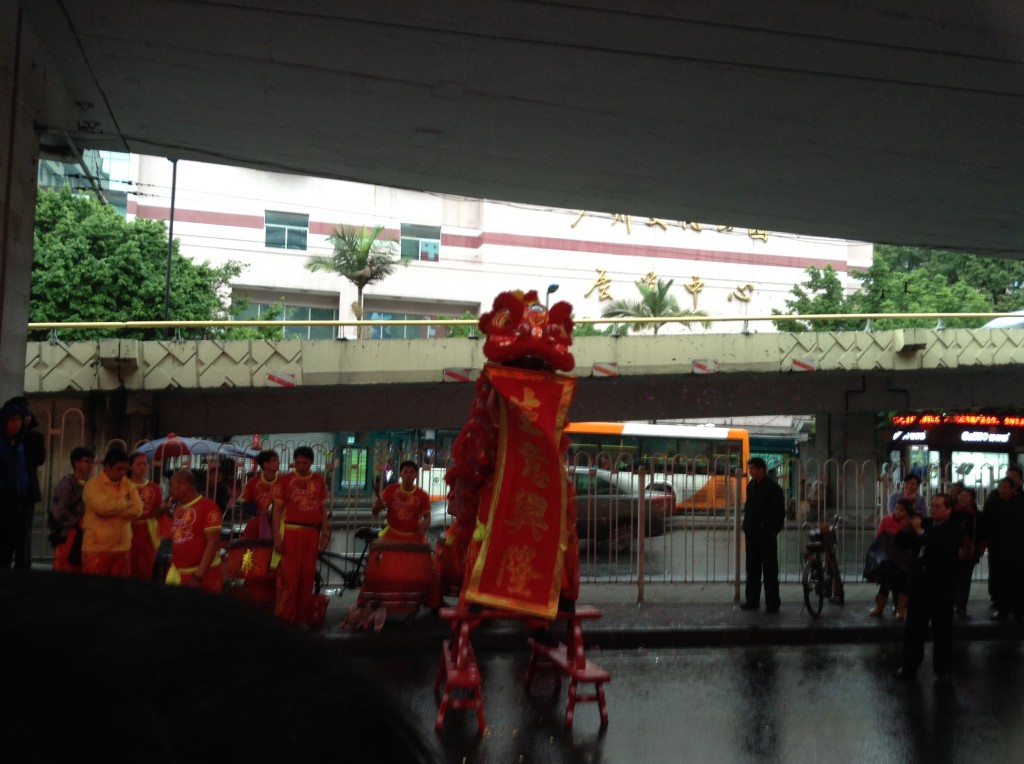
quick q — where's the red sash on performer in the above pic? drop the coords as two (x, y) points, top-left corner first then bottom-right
(465, 365), (576, 618)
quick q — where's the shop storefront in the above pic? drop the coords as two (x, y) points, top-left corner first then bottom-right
(886, 412), (1024, 490)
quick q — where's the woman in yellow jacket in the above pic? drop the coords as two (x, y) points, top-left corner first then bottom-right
(82, 447), (142, 577)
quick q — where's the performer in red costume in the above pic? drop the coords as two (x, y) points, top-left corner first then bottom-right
(166, 468), (223, 593)
(272, 446), (331, 625)
(373, 460), (430, 543)
(443, 289), (579, 619)
(128, 451), (167, 580)
(240, 450), (280, 540)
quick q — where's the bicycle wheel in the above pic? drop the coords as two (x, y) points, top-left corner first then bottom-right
(802, 557), (824, 617)
(317, 550), (364, 593)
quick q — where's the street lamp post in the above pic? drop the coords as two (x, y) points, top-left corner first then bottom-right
(545, 283), (559, 308)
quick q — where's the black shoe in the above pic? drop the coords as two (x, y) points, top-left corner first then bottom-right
(739, 602), (759, 610)
(895, 667), (917, 681)
(765, 605), (780, 614)
(992, 610), (1009, 621)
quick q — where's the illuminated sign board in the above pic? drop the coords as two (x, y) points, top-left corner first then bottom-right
(891, 413), (1024, 428)
(961, 431), (1012, 444)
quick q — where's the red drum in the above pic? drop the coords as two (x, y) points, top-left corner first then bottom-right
(434, 538), (465, 598)
(359, 540), (433, 599)
(223, 538), (276, 606)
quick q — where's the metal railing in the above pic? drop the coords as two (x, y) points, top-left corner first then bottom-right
(25, 423), (993, 602)
(26, 310), (1024, 335)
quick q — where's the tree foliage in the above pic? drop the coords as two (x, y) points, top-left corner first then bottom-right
(774, 246), (1022, 332)
(306, 224), (402, 317)
(600, 278), (710, 335)
(31, 188), (280, 341)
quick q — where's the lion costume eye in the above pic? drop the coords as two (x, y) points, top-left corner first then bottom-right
(527, 303), (546, 326)
(491, 309), (512, 329)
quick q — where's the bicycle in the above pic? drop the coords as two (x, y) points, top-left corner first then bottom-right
(315, 526), (380, 596)
(801, 515), (845, 618)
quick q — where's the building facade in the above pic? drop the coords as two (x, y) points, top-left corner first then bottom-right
(125, 155), (872, 340)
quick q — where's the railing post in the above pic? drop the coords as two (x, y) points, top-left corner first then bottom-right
(733, 468), (743, 603)
(637, 467), (646, 604)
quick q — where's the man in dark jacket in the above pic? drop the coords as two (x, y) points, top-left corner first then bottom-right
(740, 457), (787, 612)
(6, 397), (46, 570)
(896, 492), (965, 683)
(981, 477), (1024, 620)
(0, 403), (28, 568)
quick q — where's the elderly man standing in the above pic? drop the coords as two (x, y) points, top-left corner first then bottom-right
(81, 447), (142, 577)
(740, 457), (787, 613)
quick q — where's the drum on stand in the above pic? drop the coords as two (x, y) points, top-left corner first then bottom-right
(223, 538), (276, 606)
(358, 539), (434, 611)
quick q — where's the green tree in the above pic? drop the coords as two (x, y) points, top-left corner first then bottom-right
(31, 188), (277, 341)
(775, 246), (1018, 331)
(771, 265), (862, 332)
(305, 225), (402, 334)
(439, 310), (479, 338)
(600, 278), (709, 335)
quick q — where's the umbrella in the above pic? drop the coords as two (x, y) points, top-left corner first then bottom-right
(134, 434), (261, 462)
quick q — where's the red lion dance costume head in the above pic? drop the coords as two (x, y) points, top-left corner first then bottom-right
(441, 290), (579, 618)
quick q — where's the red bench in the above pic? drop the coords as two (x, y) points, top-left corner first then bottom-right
(434, 605), (610, 731)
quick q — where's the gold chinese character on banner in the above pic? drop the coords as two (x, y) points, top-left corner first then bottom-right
(612, 213), (632, 234)
(636, 271), (657, 288)
(584, 269), (614, 301)
(571, 209), (586, 228)
(728, 284), (754, 302)
(645, 217), (668, 230)
(518, 442), (551, 487)
(496, 545), (542, 596)
(716, 225), (734, 232)
(506, 490), (550, 541)
(684, 275), (704, 309)
(748, 229), (768, 242)
(683, 221), (703, 232)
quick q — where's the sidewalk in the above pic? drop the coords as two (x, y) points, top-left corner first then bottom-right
(324, 581), (1023, 653)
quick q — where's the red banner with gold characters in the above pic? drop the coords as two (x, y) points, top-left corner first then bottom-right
(465, 364), (576, 617)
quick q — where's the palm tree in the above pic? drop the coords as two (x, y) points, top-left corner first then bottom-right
(600, 278), (710, 335)
(305, 224), (402, 337)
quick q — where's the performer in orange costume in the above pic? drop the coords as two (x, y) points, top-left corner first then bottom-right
(272, 446), (331, 624)
(373, 460), (430, 544)
(240, 450), (280, 540)
(128, 451), (167, 580)
(81, 447), (142, 577)
(443, 289), (579, 619)
(166, 468), (223, 593)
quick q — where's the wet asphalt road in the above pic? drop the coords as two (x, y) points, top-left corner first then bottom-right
(352, 640), (1024, 764)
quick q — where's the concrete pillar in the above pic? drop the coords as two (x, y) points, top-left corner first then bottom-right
(0, 4), (41, 403)
(809, 411), (881, 520)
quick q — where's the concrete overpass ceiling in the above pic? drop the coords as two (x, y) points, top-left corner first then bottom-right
(19, 1), (1024, 255)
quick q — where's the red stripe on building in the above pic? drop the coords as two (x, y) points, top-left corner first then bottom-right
(128, 201), (851, 273)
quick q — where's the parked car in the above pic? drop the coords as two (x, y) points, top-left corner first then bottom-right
(428, 467), (671, 545)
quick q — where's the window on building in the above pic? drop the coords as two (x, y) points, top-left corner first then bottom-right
(235, 301), (338, 340)
(265, 211), (309, 250)
(366, 311), (446, 340)
(400, 223), (441, 262)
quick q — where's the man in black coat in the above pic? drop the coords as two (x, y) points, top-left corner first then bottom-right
(980, 477), (1024, 620)
(740, 457), (786, 613)
(6, 398), (46, 570)
(896, 492), (965, 683)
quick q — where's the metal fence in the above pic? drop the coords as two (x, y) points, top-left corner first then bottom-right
(24, 422), (991, 599)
